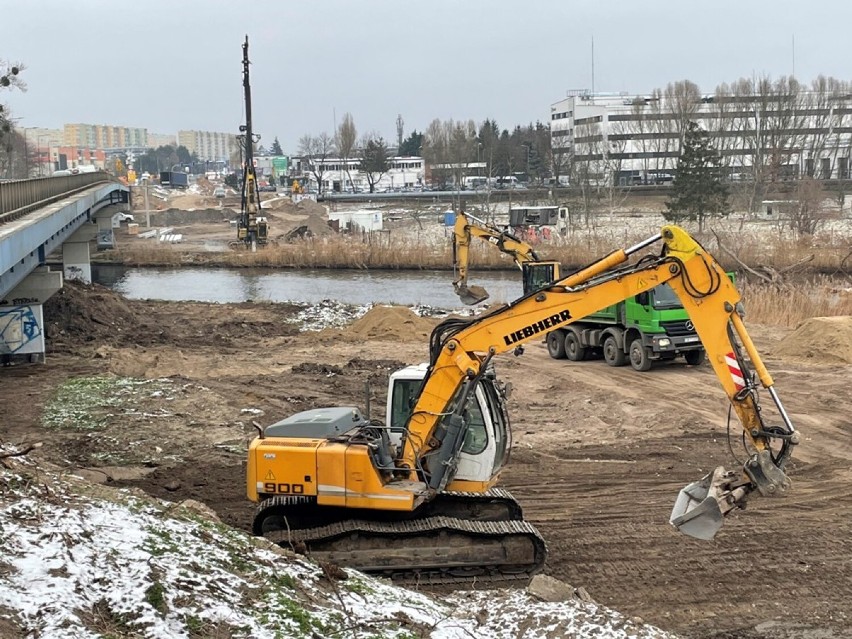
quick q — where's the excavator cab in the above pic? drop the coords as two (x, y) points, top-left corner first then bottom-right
(386, 364), (512, 486)
(521, 262), (562, 295)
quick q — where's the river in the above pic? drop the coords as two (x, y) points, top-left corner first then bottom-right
(92, 265), (524, 308)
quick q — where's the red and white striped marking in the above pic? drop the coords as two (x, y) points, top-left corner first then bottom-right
(725, 352), (745, 390)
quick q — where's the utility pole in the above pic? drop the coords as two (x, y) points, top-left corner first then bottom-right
(236, 35), (266, 252)
(143, 176), (151, 228)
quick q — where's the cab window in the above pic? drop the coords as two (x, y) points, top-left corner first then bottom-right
(460, 393), (488, 455)
(390, 379), (422, 433)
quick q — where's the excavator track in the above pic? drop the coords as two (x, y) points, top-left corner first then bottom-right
(254, 489), (546, 584)
(264, 516), (547, 585)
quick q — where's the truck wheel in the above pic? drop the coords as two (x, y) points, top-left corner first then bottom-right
(547, 330), (567, 359)
(603, 335), (627, 367)
(684, 349), (705, 366)
(564, 329), (587, 362)
(628, 338), (652, 372)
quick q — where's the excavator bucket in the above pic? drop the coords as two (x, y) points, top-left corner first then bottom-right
(669, 466), (736, 541)
(455, 283), (489, 305)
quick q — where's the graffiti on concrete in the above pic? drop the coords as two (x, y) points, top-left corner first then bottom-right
(0, 305), (43, 354)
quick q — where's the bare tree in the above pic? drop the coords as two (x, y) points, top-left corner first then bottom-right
(571, 118), (607, 225)
(336, 113), (358, 191)
(0, 60), (26, 178)
(448, 119), (476, 192)
(422, 118), (450, 188)
(646, 88), (675, 173)
(665, 80), (702, 143)
(790, 177), (826, 236)
(298, 132), (334, 194)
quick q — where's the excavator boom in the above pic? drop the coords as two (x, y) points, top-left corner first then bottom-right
(408, 225), (798, 538)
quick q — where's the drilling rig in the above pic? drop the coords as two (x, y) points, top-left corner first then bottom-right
(235, 36), (268, 251)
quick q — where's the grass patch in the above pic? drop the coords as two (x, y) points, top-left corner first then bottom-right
(144, 581), (167, 615)
(346, 577), (376, 597)
(143, 526), (181, 557)
(273, 573), (297, 590)
(42, 375), (173, 432)
(83, 598), (140, 638)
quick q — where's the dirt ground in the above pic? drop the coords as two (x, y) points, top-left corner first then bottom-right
(3, 281), (852, 638)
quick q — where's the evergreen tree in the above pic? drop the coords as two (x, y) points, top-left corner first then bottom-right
(270, 137), (284, 155)
(664, 121), (729, 231)
(398, 130), (423, 157)
(359, 137), (390, 193)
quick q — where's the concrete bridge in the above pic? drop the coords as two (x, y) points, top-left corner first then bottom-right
(0, 174), (130, 362)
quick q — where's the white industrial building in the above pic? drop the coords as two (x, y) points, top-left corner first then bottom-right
(289, 156), (425, 193)
(550, 89), (852, 186)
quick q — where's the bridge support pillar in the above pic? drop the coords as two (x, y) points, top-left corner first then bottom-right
(94, 204), (127, 249)
(63, 223), (96, 283)
(0, 266), (63, 364)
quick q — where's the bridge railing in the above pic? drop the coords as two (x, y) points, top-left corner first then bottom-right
(0, 173), (116, 222)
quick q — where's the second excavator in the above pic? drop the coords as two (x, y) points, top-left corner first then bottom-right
(247, 225), (799, 582)
(451, 210), (561, 305)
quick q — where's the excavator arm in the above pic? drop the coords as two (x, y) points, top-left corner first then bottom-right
(452, 211), (551, 304)
(404, 225), (798, 539)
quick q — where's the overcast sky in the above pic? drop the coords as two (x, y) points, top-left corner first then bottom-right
(4, 1), (852, 152)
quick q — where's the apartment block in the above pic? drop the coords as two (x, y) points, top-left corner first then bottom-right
(177, 130), (238, 162)
(63, 123), (148, 151)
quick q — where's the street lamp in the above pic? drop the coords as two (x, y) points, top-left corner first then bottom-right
(38, 136), (51, 176)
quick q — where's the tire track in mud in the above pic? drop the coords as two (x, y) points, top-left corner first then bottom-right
(496, 344), (852, 636)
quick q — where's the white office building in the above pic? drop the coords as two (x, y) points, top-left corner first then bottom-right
(551, 88), (852, 185)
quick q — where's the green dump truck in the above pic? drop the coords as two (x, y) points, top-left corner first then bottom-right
(544, 281), (710, 371)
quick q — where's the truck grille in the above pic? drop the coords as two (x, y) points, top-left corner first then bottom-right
(661, 320), (697, 337)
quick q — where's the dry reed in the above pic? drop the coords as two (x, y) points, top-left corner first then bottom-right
(738, 276), (852, 327)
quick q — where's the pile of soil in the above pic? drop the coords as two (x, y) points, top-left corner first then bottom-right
(774, 315), (852, 363)
(43, 281), (303, 354)
(44, 281), (137, 345)
(342, 306), (437, 342)
(295, 199), (329, 218)
(280, 213), (334, 241)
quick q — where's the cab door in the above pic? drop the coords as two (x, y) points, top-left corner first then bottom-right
(454, 386), (498, 482)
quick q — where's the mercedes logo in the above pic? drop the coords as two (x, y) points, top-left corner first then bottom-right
(685, 320), (694, 331)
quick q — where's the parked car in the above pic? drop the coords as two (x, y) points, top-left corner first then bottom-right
(213, 187), (226, 198)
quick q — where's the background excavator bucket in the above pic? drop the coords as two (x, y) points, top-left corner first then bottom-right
(669, 467), (731, 541)
(455, 283), (489, 305)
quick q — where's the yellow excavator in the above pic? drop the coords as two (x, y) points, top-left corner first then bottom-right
(248, 225), (799, 583)
(452, 210), (561, 305)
